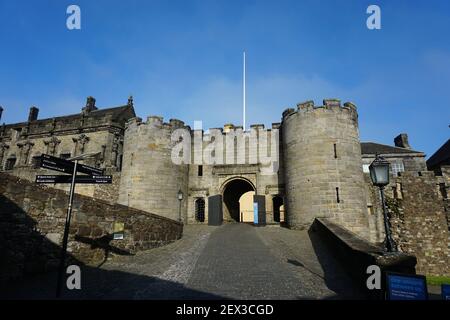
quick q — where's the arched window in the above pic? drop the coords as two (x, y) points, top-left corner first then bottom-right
(195, 198), (205, 222)
(5, 155), (16, 171)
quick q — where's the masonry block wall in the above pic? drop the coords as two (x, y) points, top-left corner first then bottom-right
(365, 169), (450, 276)
(0, 173), (183, 284)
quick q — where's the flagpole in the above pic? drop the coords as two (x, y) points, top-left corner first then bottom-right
(243, 51), (246, 131)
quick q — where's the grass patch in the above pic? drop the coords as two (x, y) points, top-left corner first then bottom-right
(426, 275), (450, 286)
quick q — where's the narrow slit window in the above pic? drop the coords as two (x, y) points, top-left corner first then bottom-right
(198, 165), (203, 177)
(336, 187), (340, 203)
(439, 183), (447, 199)
(333, 143), (337, 159)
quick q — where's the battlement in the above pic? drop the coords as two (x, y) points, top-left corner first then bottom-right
(125, 115), (189, 131)
(282, 98), (358, 121)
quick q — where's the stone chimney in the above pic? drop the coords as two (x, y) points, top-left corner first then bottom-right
(82, 96), (98, 114)
(28, 106), (39, 122)
(0, 106), (3, 122)
(394, 133), (411, 149)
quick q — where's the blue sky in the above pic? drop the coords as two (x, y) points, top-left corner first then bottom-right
(0, 0), (449, 158)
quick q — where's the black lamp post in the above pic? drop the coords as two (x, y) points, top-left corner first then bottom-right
(177, 190), (183, 222)
(369, 154), (397, 252)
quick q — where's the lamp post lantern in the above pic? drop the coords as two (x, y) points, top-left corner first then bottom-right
(369, 154), (398, 252)
(177, 190), (183, 222)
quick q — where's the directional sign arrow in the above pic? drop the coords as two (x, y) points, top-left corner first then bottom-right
(39, 154), (104, 176)
(35, 175), (112, 184)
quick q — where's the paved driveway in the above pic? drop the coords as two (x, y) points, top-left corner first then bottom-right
(3, 224), (362, 299)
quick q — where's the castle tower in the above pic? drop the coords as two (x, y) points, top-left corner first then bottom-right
(118, 116), (190, 222)
(281, 99), (369, 238)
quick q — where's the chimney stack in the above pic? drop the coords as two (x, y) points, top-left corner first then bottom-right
(394, 133), (411, 149)
(82, 96), (98, 114)
(28, 106), (39, 122)
(0, 106), (3, 122)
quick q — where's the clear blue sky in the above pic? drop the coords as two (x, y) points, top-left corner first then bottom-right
(0, 0), (449, 158)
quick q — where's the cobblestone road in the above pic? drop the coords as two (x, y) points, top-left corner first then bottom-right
(3, 224), (363, 299)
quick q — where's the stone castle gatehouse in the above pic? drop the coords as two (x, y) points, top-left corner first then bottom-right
(0, 96), (449, 276)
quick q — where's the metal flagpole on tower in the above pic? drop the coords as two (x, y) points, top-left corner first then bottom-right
(243, 51), (246, 131)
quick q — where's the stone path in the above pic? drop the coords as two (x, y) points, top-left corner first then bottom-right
(3, 224), (362, 299)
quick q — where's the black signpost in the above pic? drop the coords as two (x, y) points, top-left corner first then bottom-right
(40, 154), (104, 176)
(36, 175), (112, 184)
(36, 154), (111, 298)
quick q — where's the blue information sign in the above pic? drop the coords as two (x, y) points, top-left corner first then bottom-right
(253, 202), (258, 225)
(442, 284), (450, 300)
(386, 273), (428, 300)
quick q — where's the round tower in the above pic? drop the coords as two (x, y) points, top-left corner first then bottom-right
(281, 99), (369, 238)
(118, 116), (190, 222)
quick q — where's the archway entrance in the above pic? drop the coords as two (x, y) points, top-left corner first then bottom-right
(222, 178), (255, 222)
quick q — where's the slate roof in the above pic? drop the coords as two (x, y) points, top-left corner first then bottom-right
(426, 139), (450, 169)
(360, 142), (423, 156)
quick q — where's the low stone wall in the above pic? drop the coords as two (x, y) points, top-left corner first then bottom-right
(311, 218), (417, 298)
(0, 173), (183, 284)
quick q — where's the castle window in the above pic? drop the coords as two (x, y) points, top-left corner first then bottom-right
(439, 183), (447, 199)
(333, 143), (337, 159)
(336, 187), (340, 203)
(31, 156), (41, 169)
(118, 154), (123, 171)
(198, 165), (203, 177)
(390, 161), (404, 177)
(195, 198), (205, 222)
(13, 128), (21, 140)
(5, 157), (16, 170)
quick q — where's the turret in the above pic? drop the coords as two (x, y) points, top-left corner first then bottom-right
(281, 99), (369, 238)
(117, 116), (190, 222)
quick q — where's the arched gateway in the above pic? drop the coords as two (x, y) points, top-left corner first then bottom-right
(207, 177), (266, 225)
(222, 178), (255, 222)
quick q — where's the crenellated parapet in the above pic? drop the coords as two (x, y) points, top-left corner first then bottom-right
(125, 115), (189, 132)
(282, 99), (358, 125)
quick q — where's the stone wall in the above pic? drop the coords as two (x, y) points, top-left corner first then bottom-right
(5, 165), (122, 204)
(0, 172), (183, 284)
(365, 170), (449, 276)
(118, 117), (190, 221)
(312, 218), (416, 299)
(282, 99), (369, 238)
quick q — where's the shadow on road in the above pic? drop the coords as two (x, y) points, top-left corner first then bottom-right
(75, 234), (134, 267)
(2, 265), (228, 300)
(0, 194), (226, 300)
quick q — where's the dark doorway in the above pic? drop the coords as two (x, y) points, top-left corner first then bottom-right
(195, 198), (205, 222)
(222, 179), (255, 222)
(273, 196), (283, 223)
(208, 195), (222, 226)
